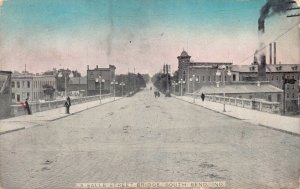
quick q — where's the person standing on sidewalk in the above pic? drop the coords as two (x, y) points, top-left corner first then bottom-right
(64, 96), (71, 114)
(25, 98), (32, 115)
(201, 93), (205, 102)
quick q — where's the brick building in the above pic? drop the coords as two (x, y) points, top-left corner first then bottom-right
(86, 65), (116, 96)
(177, 50), (232, 93)
(231, 64), (300, 112)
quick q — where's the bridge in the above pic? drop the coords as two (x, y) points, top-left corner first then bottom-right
(0, 86), (299, 189)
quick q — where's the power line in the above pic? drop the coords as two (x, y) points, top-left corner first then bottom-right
(239, 22), (300, 64)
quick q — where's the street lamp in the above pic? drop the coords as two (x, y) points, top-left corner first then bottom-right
(216, 65), (232, 112)
(111, 80), (118, 100)
(119, 82), (125, 97)
(189, 75), (199, 103)
(58, 70), (74, 97)
(178, 78), (186, 96)
(95, 76), (105, 104)
(172, 82), (178, 94)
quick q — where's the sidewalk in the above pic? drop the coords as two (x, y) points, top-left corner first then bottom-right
(175, 96), (300, 135)
(0, 97), (122, 135)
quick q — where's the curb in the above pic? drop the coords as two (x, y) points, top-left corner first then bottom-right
(0, 97), (124, 135)
(53, 97), (124, 121)
(173, 96), (300, 136)
(0, 127), (25, 135)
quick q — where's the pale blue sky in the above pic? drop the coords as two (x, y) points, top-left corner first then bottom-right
(0, 0), (299, 75)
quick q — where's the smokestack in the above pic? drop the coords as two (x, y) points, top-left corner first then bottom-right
(87, 65), (89, 70)
(269, 43), (272, 64)
(274, 42), (276, 65)
(258, 54), (267, 81)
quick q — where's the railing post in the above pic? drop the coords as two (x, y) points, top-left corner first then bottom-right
(259, 101), (262, 111)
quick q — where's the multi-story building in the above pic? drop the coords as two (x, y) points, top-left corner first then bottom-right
(11, 74), (56, 103)
(177, 50), (232, 93)
(231, 64), (300, 112)
(86, 65), (116, 96)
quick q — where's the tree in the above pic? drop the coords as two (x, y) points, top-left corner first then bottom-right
(55, 69), (82, 92)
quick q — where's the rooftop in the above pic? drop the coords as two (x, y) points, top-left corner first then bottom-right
(231, 64), (300, 73)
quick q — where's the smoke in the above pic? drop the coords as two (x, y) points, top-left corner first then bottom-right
(258, 0), (293, 33)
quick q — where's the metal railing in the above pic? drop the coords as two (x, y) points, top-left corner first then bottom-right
(11, 94), (112, 117)
(185, 93), (281, 114)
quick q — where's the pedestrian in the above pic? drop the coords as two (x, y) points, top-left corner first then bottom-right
(64, 96), (71, 114)
(201, 93), (205, 101)
(24, 98), (32, 115)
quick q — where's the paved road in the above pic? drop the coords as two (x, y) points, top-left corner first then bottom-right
(1, 88), (299, 189)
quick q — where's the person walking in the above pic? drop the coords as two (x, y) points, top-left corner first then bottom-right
(201, 93), (205, 102)
(64, 96), (71, 114)
(24, 98), (32, 115)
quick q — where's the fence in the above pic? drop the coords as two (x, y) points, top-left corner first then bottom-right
(185, 93), (281, 114)
(11, 94), (112, 117)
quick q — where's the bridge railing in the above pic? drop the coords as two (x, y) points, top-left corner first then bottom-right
(185, 93), (281, 114)
(11, 94), (112, 117)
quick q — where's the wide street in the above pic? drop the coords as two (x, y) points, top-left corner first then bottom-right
(0, 88), (299, 189)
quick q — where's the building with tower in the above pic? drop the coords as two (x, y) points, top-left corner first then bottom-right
(177, 50), (232, 93)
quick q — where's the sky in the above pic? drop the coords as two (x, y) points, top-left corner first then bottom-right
(0, 0), (299, 75)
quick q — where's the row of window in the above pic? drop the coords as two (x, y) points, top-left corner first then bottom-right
(12, 91), (45, 102)
(182, 75), (232, 82)
(267, 74), (299, 81)
(286, 93), (298, 99)
(11, 80), (55, 89)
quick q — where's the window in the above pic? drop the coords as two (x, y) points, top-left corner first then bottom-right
(277, 94), (281, 102)
(22, 81), (25, 88)
(208, 76), (211, 82)
(249, 95), (253, 99)
(233, 74), (236, 81)
(11, 81), (15, 88)
(292, 85), (294, 90)
(12, 93), (15, 99)
(276, 76), (279, 81)
(27, 81), (30, 88)
(27, 92), (30, 98)
(17, 81), (20, 88)
(268, 95), (272, 102)
(213, 76), (216, 81)
(292, 93), (295, 98)
(271, 76), (274, 81)
(202, 76), (205, 82)
(287, 93), (289, 98)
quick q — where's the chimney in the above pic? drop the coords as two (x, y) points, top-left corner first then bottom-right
(269, 43), (272, 64)
(96, 65), (98, 69)
(273, 42), (276, 65)
(87, 65), (89, 70)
